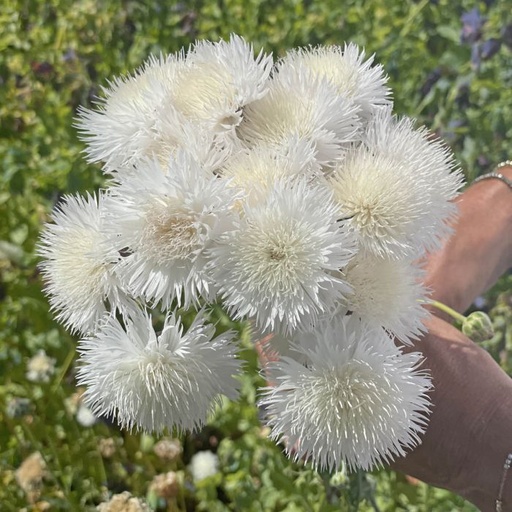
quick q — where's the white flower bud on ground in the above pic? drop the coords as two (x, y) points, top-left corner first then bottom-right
(26, 350), (56, 383)
(189, 451), (219, 482)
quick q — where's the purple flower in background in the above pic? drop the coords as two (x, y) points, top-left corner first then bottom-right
(460, 8), (486, 44)
(481, 38), (501, 60)
(477, 155), (491, 168)
(63, 49), (77, 63)
(471, 38), (501, 70)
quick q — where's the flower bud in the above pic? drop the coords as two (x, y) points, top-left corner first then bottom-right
(149, 471), (180, 499)
(462, 311), (494, 342)
(153, 438), (182, 463)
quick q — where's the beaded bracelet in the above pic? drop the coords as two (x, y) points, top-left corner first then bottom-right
(473, 160), (512, 190)
(496, 453), (512, 511)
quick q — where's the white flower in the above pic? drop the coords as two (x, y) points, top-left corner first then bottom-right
(76, 54), (186, 171)
(259, 316), (431, 472)
(107, 153), (239, 308)
(329, 108), (463, 259)
(278, 43), (392, 119)
(341, 253), (429, 343)
(189, 451), (220, 482)
(238, 68), (361, 170)
(171, 34), (272, 135)
(364, 108), (463, 200)
(26, 350), (56, 383)
(76, 404), (97, 427)
(38, 193), (131, 335)
(77, 35), (272, 173)
(220, 141), (318, 205)
(210, 179), (356, 333)
(328, 140), (457, 259)
(145, 104), (233, 174)
(77, 308), (241, 433)
(97, 491), (150, 512)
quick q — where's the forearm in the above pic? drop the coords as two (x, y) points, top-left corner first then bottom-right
(392, 317), (512, 511)
(424, 165), (512, 317)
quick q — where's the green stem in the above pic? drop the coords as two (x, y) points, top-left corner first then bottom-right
(51, 346), (75, 393)
(429, 300), (467, 324)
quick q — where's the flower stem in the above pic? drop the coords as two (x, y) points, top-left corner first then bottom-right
(429, 300), (467, 324)
(51, 346), (75, 393)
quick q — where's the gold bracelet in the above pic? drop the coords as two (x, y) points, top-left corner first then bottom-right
(472, 161), (512, 190)
(496, 453), (512, 511)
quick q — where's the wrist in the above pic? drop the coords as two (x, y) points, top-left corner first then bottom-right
(469, 163), (512, 288)
(425, 163), (512, 316)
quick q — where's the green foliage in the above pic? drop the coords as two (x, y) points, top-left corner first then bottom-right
(481, 286), (512, 373)
(1, 0), (510, 509)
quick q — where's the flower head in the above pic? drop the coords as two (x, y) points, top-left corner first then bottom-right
(260, 316), (431, 472)
(76, 404), (97, 427)
(210, 179), (356, 333)
(107, 153), (239, 308)
(238, 68), (360, 170)
(329, 141), (454, 259)
(360, 109), (464, 253)
(77, 308), (241, 433)
(15, 452), (47, 502)
(278, 43), (392, 119)
(341, 253), (429, 343)
(149, 471), (180, 499)
(97, 492), (150, 512)
(220, 141), (318, 205)
(171, 34), (272, 136)
(462, 311), (495, 343)
(153, 438), (182, 462)
(365, 109), (463, 197)
(99, 438), (117, 459)
(76, 54), (186, 171)
(38, 193), (130, 334)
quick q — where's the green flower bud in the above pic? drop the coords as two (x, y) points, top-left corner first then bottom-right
(462, 311), (495, 343)
(139, 433), (155, 453)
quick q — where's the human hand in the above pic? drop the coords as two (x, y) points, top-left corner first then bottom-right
(391, 314), (512, 511)
(394, 163), (512, 510)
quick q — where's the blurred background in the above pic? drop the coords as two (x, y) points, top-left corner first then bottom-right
(1, 0), (511, 510)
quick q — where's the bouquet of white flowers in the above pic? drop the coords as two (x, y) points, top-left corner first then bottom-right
(38, 35), (463, 472)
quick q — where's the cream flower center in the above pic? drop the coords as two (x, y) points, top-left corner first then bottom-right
(253, 234), (305, 292)
(141, 203), (201, 264)
(53, 228), (109, 301)
(306, 360), (393, 438)
(304, 56), (359, 97)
